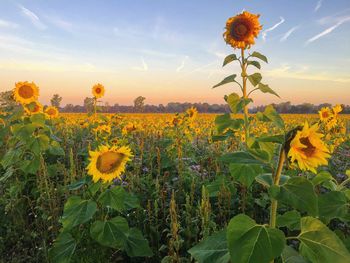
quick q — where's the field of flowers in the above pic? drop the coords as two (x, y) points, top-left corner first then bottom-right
(1, 9), (350, 263)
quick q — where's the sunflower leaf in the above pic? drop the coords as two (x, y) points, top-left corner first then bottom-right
(213, 74), (238, 88)
(223, 54), (239, 67)
(250, 51), (268, 63)
(258, 83), (280, 98)
(248, 73), (262, 87)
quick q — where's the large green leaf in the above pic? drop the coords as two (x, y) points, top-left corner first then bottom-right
(60, 196), (97, 230)
(98, 186), (126, 212)
(277, 177), (318, 216)
(298, 217), (350, 263)
(277, 210), (301, 230)
(188, 229), (229, 263)
(311, 171), (334, 186)
(247, 60), (261, 69)
(247, 73), (262, 87)
(90, 216), (128, 248)
(123, 228), (153, 257)
(258, 83), (280, 98)
(255, 173), (290, 188)
(227, 214), (285, 263)
(220, 151), (264, 165)
(256, 105), (285, 129)
(213, 74), (237, 88)
(281, 246), (308, 263)
(225, 93), (252, 114)
(215, 113), (244, 134)
(318, 191), (349, 222)
(250, 51), (268, 63)
(229, 163), (262, 187)
(49, 232), (76, 263)
(223, 54), (238, 67)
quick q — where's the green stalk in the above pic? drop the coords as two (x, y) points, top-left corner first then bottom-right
(240, 48), (249, 144)
(269, 146), (286, 263)
(269, 146), (285, 228)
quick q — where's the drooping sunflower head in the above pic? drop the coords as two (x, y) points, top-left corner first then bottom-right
(13, 81), (39, 105)
(87, 145), (133, 183)
(318, 107), (332, 122)
(92, 83), (105, 98)
(288, 122), (330, 173)
(332, 104), (342, 116)
(45, 106), (59, 119)
(186, 107), (198, 120)
(223, 11), (262, 49)
(24, 101), (43, 115)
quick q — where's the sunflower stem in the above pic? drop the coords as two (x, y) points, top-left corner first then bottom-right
(240, 48), (249, 146)
(269, 145), (285, 263)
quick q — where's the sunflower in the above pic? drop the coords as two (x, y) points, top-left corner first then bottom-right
(186, 107), (198, 120)
(24, 101), (43, 115)
(288, 122), (330, 173)
(92, 83), (105, 98)
(332, 104), (342, 116)
(13, 81), (39, 105)
(87, 145), (133, 183)
(45, 106), (59, 119)
(318, 107), (332, 122)
(223, 11), (262, 49)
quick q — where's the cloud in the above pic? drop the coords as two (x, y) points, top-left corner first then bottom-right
(0, 19), (19, 29)
(262, 17), (285, 41)
(176, 56), (189, 72)
(265, 64), (350, 83)
(132, 57), (148, 71)
(45, 16), (73, 32)
(280, 26), (299, 42)
(314, 0), (322, 12)
(305, 16), (350, 45)
(18, 5), (47, 30)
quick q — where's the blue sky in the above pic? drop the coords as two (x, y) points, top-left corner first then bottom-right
(0, 0), (349, 106)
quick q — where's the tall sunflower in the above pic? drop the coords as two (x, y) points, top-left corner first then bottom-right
(223, 11), (262, 49)
(87, 145), (133, 183)
(318, 107), (332, 122)
(186, 107), (198, 120)
(24, 101), (43, 115)
(92, 83), (105, 98)
(332, 104), (342, 116)
(13, 81), (39, 105)
(288, 122), (330, 173)
(45, 106), (59, 119)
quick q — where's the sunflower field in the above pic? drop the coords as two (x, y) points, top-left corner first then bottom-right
(1, 10), (350, 263)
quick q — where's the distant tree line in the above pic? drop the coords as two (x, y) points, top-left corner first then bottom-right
(1, 90), (349, 114)
(60, 99), (350, 114)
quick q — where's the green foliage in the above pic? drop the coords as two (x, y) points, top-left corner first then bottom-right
(227, 214), (285, 263)
(188, 230), (229, 263)
(60, 196), (98, 230)
(49, 232), (76, 263)
(298, 217), (350, 263)
(229, 163), (262, 187)
(212, 74), (238, 88)
(222, 54), (238, 67)
(277, 177), (318, 216)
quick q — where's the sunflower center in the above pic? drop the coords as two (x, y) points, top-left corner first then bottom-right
(18, 85), (34, 99)
(47, 108), (56, 115)
(96, 151), (126, 174)
(95, 88), (101, 93)
(300, 137), (316, 157)
(231, 21), (250, 40)
(322, 112), (329, 118)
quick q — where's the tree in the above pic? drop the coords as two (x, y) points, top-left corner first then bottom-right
(133, 96), (146, 112)
(51, 94), (62, 108)
(83, 97), (94, 113)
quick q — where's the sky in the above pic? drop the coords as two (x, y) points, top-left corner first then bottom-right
(0, 0), (349, 106)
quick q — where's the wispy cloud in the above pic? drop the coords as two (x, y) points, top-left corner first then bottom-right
(280, 26), (299, 42)
(132, 57), (148, 71)
(0, 19), (19, 29)
(18, 5), (47, 30)
(45, 16), (74, 32)
(176, 56), (189, 72)
(314, 0), (323, 12)
(305, 16), (350, 45)
(262, 17), (285, 41)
